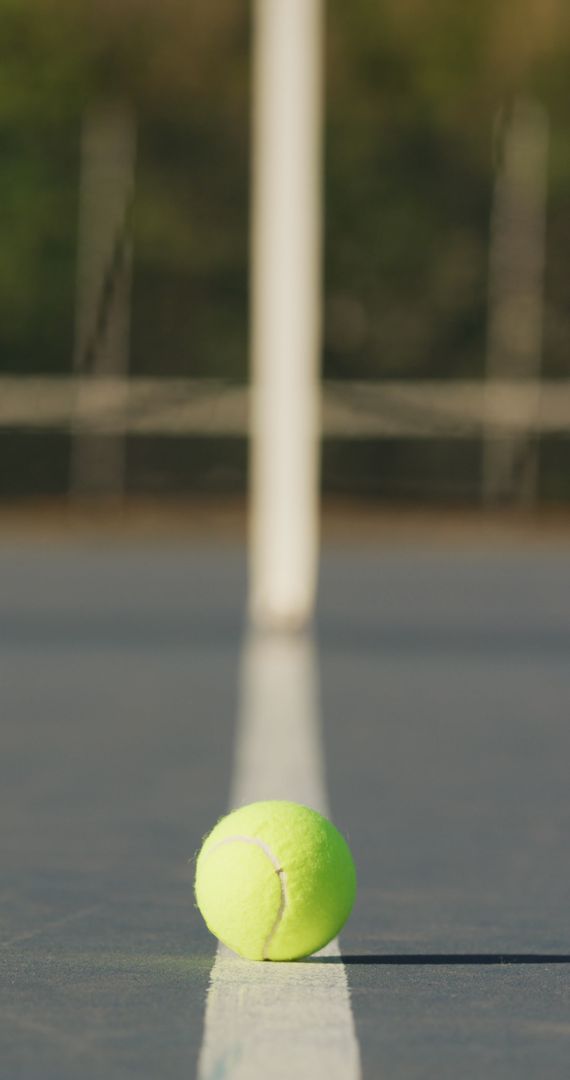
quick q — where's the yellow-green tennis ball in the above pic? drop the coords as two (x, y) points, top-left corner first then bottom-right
(194, 799), (356, 961)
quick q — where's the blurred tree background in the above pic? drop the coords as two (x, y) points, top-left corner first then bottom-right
(0, 0), (568, 500)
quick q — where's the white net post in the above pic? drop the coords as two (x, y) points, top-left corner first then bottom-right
(483, 98), (549, 505)
(249, 0), (324, 630)
(71, 100), (137, 499)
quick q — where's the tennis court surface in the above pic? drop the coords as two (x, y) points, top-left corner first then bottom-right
(2, 537), (569, 1078)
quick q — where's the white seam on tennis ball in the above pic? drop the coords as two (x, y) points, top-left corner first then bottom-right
(204, 834), (288, 960)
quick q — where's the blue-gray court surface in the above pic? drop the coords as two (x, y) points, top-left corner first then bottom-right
(1, 532), (570, 1078)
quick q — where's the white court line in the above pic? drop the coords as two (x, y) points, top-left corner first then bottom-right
(197, 632), (361, 1080)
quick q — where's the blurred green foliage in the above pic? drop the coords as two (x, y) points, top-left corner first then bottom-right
(0, 0), (568, 498)
(0, 0), (568, 378)
(325, 0), (570, 379)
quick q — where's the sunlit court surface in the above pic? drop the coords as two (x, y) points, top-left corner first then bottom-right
(1, 523), (570, 1079)
(2, 0), (570, 1076)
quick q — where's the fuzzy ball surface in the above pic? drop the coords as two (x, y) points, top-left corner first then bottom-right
(194, 800), (356, 961)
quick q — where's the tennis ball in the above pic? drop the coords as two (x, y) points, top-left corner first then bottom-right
(194, 799), (356, 961)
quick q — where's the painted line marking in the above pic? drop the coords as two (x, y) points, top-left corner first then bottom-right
(197, 631), (361, 1080)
